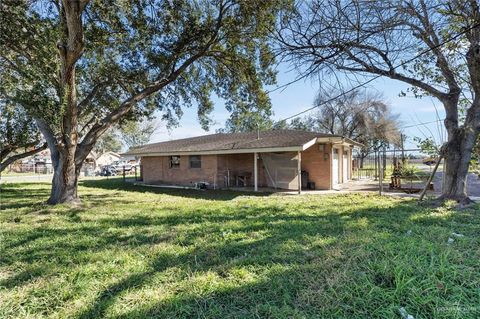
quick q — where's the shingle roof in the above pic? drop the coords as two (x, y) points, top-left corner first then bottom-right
(124, 130), (358, 156)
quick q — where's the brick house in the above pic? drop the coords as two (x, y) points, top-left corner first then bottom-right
(124, 130), (362, 192)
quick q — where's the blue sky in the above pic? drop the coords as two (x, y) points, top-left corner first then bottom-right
(151, 63), (447, 150)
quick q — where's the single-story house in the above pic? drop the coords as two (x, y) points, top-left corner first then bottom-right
(124, 130), (362, 192)
(95, 151), (121, 168)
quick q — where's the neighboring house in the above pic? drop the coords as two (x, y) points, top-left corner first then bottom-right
(95, 151), (121, 168)
(124, 130), (362, 192)
(10, 148), (97, 174)
(84, 151), (97, 170)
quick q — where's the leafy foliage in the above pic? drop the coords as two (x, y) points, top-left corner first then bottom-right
(0, 0), (291, 202)
(414, 137), (440, 157)
(218, 105), (274, 133)
(92, 128), (122, 155)
(0, 104), (40, 153)
(0, 103), (46, 170)
(120, 120), (158, 149)
(0, 0), (285, 131)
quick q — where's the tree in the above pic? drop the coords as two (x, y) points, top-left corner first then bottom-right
(277, 0), (480, 203)
(120, 120), (158, 149)
(284, 89), (401, 164)
(92, 128), (122, 155)
(0, 0), (287, 204)
(219, 106), (274, 133)
(0, 103), (47, 172)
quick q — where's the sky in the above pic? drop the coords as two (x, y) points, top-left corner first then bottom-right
(150, 63), (447, 150)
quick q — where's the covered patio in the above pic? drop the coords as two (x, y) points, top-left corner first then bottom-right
(125, 130), (362, 191)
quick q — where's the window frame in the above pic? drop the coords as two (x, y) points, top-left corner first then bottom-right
(169, 155), (181, 169)
(189, 155), (202, 169)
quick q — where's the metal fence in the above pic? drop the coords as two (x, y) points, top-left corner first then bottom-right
(122, 165), (143, 182)
(352, 148), (445, 194)
(3, 163), (54, 175)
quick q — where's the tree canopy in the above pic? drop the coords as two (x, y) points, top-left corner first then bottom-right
(120, 120), (158, 149)
(0, 103), (47, 172)
(0, 0), (290, 203)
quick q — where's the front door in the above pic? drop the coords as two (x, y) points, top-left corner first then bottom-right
(332, 148), (339, 185)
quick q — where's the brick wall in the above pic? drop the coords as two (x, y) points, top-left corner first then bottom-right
(140, 143), (352, 190)
(141, 155), (218, 187)
(301, 143), (332, 190)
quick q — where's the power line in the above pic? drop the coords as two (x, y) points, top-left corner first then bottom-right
(393, 118), (444, 133)
(278, 22), (480, 122)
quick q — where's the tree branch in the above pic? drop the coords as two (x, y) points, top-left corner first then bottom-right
(0, 143), (48, 172)
(75, 2), (228, 164)
(77, 80), (110, 115)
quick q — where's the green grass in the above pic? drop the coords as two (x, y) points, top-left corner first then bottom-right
(1, 179), (479, 318)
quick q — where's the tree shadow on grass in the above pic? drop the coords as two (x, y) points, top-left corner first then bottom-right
(0, 265), (46, 290)
(80, 178), (270, 201)
(2, 184), (479, 318)
(0, 183), (51, 211)
(72, 204), (426, 319)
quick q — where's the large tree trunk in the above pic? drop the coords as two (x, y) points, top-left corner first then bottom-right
(48, 147), (80, 204)
(440, 129), (478, 204)
(46, 1), (87, 205)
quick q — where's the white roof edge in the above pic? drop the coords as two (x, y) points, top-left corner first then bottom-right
(316, 136), (363, 147)
(302, 138), (318, 151)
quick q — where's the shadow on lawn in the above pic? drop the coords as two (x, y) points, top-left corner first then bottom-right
(74, 217), (362, 318)
(73, 205), (480, 319)
(80, 178), (270, 201)
(68, 204), (422, 318)
(0, 183), (51, 210)
(2, 181), (479, 318)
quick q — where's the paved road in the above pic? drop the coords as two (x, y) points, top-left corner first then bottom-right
(433, 172), (480, 197)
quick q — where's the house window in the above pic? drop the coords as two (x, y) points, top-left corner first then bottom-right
(169, 156), (180, 168)
(189, 155), (201, 168)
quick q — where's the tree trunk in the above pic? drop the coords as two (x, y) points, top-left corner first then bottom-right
(48, 147), (80, 204)
(440, 130), (477, 204)
(43, 1), (86, 205)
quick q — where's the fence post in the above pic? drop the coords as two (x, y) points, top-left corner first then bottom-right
(383, 148), (387, 178)
(134, 165), (137, 181)
(379, 151), (383, 196)
(123, 165), (125, 182)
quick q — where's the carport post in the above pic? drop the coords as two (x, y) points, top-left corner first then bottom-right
(254, 152), (258, 192)
(297, 151), (302, 194)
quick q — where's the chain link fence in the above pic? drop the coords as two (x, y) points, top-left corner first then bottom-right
(352, 148), (443, 193)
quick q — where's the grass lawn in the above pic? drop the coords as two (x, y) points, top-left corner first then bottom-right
(1, 179), (479, 318)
